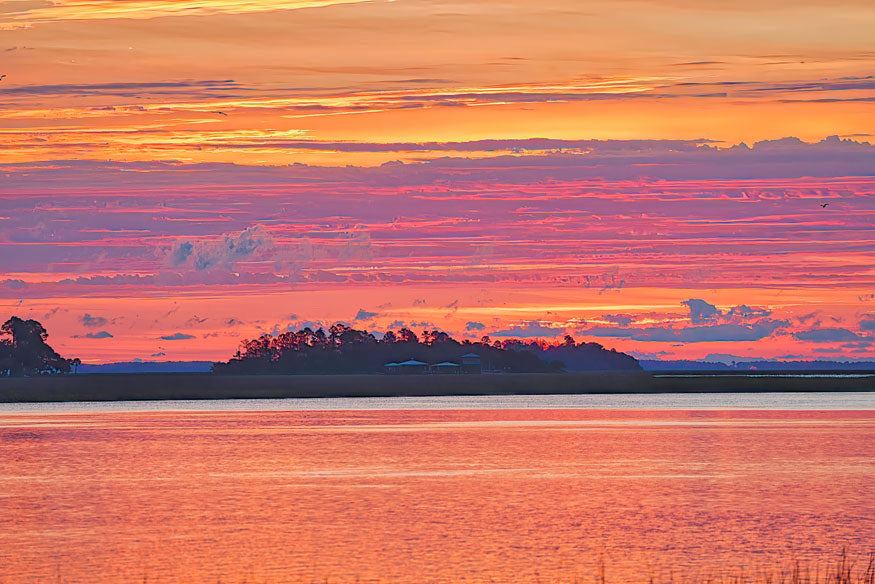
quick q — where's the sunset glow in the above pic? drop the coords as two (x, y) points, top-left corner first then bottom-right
(1, 0), (873, 363)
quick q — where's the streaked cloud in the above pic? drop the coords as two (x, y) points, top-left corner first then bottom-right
(1, 0), (872, 363)
(0, 0), (370, 28)
(585, 320), (790, 343)
(794, 328), (867, 342)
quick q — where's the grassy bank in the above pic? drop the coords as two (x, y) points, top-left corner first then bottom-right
(0, 371), (872, 402)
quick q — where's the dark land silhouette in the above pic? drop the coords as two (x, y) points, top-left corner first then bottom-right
(79, 360), (214, 374)
(641, 359), (875, 371)
(2, 371), (872, 403)
(0, 317), (78, 377)
(211, 325), (642, 375)
(1, 316), (872, 403)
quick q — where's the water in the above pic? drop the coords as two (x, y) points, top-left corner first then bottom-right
(1, 393), (873, 583)
(2, 391), (874, 413)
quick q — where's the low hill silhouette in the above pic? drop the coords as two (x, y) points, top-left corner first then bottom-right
(79, 361), (214, 374)
(503, 336), (643, 372)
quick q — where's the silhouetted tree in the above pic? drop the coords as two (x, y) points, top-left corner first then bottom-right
(398, 328), (418, 344)
(0, 316), (74, 376)
(212, 323), (640, 375)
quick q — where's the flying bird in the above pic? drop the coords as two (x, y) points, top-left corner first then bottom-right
(0, 74), (6, 82)
(211, 110), (228, 116)
(820, 203), (829, 208)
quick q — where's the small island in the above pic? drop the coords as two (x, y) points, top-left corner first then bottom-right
(212, 324), (642, 375)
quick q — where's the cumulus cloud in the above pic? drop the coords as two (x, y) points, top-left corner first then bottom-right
(160, 332), (195, 340)
(682, 299), (720, 323)
(680, 299), (773, 326)
(170, 241), (194, 265)
(465, 321), (486, 331)
(335, 231), (373, 262)
(170, 225), (273, 271)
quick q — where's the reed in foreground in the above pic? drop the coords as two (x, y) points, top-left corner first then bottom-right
(586, 551), (875, 584)
(142, 551), (875, 584)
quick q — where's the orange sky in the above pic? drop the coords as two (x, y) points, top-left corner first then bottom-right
(1, 0), (873, 363)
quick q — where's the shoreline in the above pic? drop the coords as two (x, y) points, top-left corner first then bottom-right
(1, 372), (873, 403)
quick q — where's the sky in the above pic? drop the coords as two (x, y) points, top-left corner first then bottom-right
(0, 0), (873, 364)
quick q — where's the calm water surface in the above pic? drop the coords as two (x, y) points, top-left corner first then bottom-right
(1, 393), (873, 583)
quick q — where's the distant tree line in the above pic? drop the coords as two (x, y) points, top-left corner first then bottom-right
(0, 317), (80, 377)
(639, 359), (875, 371)
(212, 324), (641, 374)
(505, 335), (642, 372)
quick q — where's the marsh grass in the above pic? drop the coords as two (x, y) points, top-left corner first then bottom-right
(124, 550), (875, 584)
(587, 550), (875, 584)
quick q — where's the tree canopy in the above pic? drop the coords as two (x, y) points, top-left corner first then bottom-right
(212, 324), (641, 375)
(0, 317), (76, 377)
(504, 335), (642, 372)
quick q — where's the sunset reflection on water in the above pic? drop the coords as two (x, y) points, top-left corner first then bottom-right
(1, 408), (873, 583)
